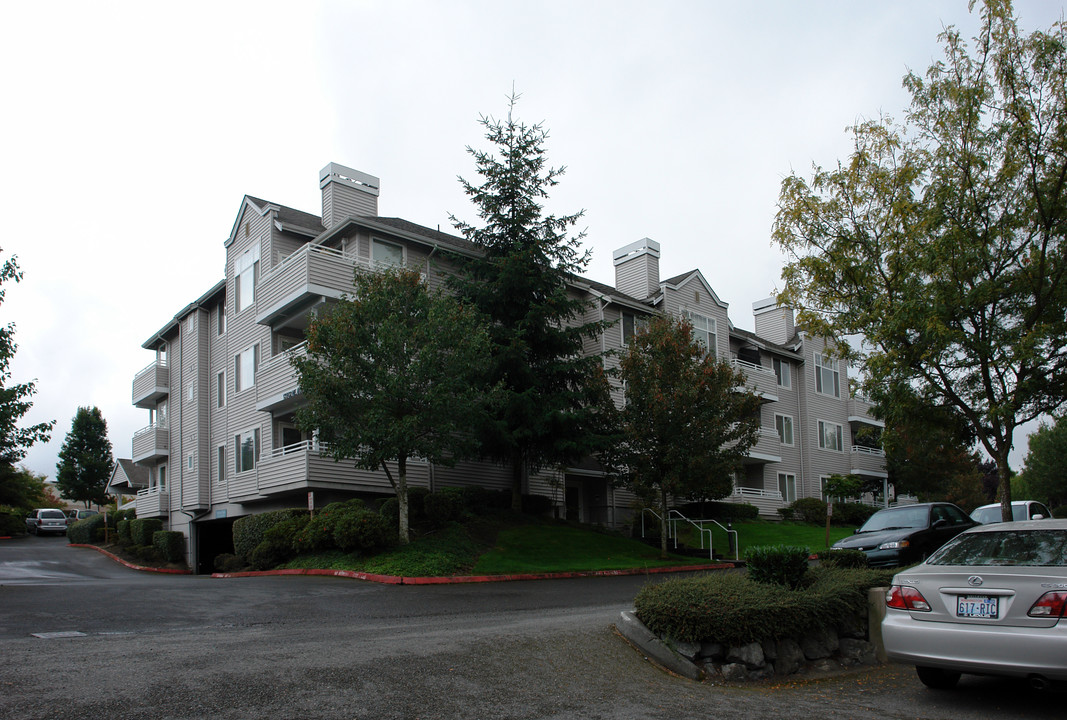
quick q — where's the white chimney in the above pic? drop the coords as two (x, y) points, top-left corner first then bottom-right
(319, 162), (379, 228)
(612, 238), (660, 299)
(753, 297), (795, 345)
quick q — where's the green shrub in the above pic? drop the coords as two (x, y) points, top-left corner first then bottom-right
(818, 549), (868, 569)
(746, 544), (810, 589)
(135, 544), (163, 564)
(408, 486), (431, 518)
(130, 518), (164, 546)
(291, 500), (373, 554)
(152, 530), (186, 564)
(1051, 505), (1067, 520)
(379, 497), (399, 524)
(833, 502), (878, 527)
(232, 508), (309, 560)
(779, 497), (827, 524)
(213, 553), (245, 572)
(0, 506), (23, 536)
(332, 508), (394, 552)
(116, 518), (132, 542)
(69, 513), (109, 544)
(424, 491), (464, 527)
(249, 537), (293, 570)
(634, 566), (895, 645)
(521, 494), (554, 517)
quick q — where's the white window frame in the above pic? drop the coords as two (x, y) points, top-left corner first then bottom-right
(371, 237), (404, 268)
(155, 464), (167, 491)
(217, 445), (226, 484)
(235, 242), (261, 313)
(775, 414), (794, 446)
(234, 344), (260, 393)
(685, 310), (717, 357)
(773, 358), (791, 389)
(217, 302), (226, 336)
(187, 453), (195, 471)
(814, 353), (840, 398)
(217, 371), (226, 409)
(234, 428), (261, 474)
(187, 380), (195, 402)
(778, 473), (797, 503)
(818, 419), (844, 452)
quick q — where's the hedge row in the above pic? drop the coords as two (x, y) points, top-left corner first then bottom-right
(778, 498), (878, 526)
(232, 508), (310, 560)
(634, 566), (896, 646)
(672, 501), (760, 523)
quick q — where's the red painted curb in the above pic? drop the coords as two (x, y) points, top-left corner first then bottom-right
(211, 562), (734, 584)
(69, 543), (192, 574)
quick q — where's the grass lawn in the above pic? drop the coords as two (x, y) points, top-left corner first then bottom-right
(274, 518), (854, 577)
(471, 524), (709, 574)
(690, 519), (855, 558)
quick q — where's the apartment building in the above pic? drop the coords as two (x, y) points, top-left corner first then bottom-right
(128, 163), (886, 572)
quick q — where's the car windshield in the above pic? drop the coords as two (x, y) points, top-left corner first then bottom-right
(972, 504), (1037, 523)
(40, 510), (66, 519)
(928, 529), (1067, 567)
(859, 507), (927, 532)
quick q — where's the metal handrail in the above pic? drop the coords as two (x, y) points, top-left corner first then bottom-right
(641, 508), (739, 561)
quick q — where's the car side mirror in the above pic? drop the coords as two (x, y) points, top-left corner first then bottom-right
(1032, 514), (1045, 520)
(853, 528), (860, 534)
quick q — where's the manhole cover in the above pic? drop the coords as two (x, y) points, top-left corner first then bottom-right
(31, 631), (88, 639)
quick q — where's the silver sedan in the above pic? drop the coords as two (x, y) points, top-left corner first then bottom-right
(882, 519), (1067, 690)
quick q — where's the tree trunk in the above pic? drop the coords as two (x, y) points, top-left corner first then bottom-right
(996, 450), (1013, 523)
(398, 456), (410, 545)
(659, 486), (670, 560)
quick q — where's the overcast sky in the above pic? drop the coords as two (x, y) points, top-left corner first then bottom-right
(2, 0), (1064, 482)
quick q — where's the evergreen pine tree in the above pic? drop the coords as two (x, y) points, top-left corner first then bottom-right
(55, 406), (113, 507)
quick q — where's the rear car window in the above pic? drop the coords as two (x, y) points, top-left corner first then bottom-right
(929, 529), (1067, 567)
(40, 510), (67, 519)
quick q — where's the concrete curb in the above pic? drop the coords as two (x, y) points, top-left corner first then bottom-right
(615, 610), (704, 681)
(69, 543), (192, 574)
(212, 562), (735, 584)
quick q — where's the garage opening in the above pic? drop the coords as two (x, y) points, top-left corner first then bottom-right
(193, 517), (237, 575)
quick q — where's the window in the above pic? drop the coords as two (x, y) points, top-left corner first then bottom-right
(775, 414), (794, 445)
(686, 311), (717, 356)
(217, 445), (226, 484)
(187, 453), (195, 471)
(217, 371), (225, 409)
(217, 302), (226, 336)
(818, 420), (844, 451)
(814, 353), (840, 398)
(234, 428), (260, 474)
(778, 473), (797, 503)
(158, 465), (167, 491)
(187, 380), (195, 402)
(235, 243), (261, 313)
(773, 358), (791, 389)
(151, 399), (168, 428)
(235, 344), (260, 392)
(372, 238), (404, 267)
(622, 312), (636, 345)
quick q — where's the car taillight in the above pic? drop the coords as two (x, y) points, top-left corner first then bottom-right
(1028, 592), (1067, 618)
(886, 585), (931, 611)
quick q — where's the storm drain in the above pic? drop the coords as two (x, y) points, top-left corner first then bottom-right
(31, 631), (87, 639)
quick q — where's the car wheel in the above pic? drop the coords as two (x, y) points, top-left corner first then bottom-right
(916, 666), (961, 689)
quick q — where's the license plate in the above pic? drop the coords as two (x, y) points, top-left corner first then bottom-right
(957, 595), (998, 619)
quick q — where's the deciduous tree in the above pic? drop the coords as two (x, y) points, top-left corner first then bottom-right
(1017, 416), (1067, 508)
(293, 268), (493, 543)
(773, 1), (1067, 522)
(448, 94), (617, 511)
(613, 315), (761, 558)
(55, 406), (113, 507)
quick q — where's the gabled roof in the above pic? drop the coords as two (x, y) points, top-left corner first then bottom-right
(661, 268), (728, 309)
(108, 459), (149, 494)
(141, 279), (226, 349)
(730, 326), (803, 360)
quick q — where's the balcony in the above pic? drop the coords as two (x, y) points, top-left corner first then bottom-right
(132, 424), (168, 463)
(743, 426), (783, 464)
(731, 358), (779, 402)
(727, 486), (785, 518)
(847, 396), (884, 427)
(255, 245), (372, 331)
(252, 440), (429, 497)
(850, 445), (888, 477)
(135, 486), (169, 518)
(132, 360), (169, 408)
(256, 342), (308, 413)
